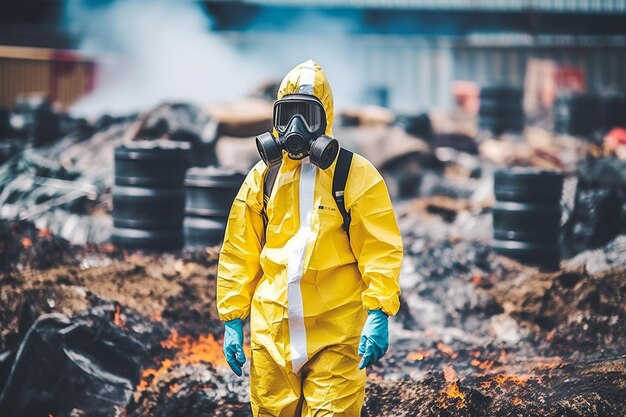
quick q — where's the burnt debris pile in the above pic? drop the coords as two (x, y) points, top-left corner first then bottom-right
(0, 97), (625, 416)
(0, 102), (221, 246)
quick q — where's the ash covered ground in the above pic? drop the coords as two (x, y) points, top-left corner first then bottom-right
(0, 200), (624, 416)
(0, 103), (625, 416)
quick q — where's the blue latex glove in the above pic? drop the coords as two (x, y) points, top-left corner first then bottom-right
(358, 309), (389, 369)
(223, 318), (246, 376)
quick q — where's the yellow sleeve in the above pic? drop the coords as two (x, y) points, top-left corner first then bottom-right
(216, 161), (267, 321)
(347, 157), (403, 316)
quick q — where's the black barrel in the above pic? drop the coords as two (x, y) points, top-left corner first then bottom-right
(598, 92), (626, 133)
(556, 92), (626, 142)
(479, 86), (524, 135)
(0, 106), (10, 139)
(492, 202), (561, 242)
(115, 141), (191, 186)
(112, 186), (184, 229)
(10, 94), (60, 146)
(111, 140), (190, 251)
(554, 94), (599, 139)
(0, 140), (19, 165)
(494, 169), (564, 204)
(492, 167), (564, 270)
(490, 240), (561, 268)
(184, 167), (245, 248)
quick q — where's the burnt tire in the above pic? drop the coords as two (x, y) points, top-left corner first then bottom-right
(494, 168), (564, 204)
(115, 140), (191, 186)
(492, 201), (561, 242)
(479, 115), (524, 134)
(491, 239), (560, 271)
(184, 215), (227, 248)
(0, 106), (10, 139)
(554, 94), (600, 138)
(479, 86), (524, 134)
(478, 101), (524, 117)
(0, 140), (19, 165)
(111, 227), (183, 251)
(480, 86), (523, 101)
(112, 185), (184, 228)
(185, 167), (245, 215)
(183, 167), (245, 248)
(492, 168), (563, 270)
(112, 140), (190, 251)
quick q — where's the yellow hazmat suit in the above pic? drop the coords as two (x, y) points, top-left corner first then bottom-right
(217, 60), (403, 416)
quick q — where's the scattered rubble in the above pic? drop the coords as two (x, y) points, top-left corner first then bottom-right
(363, 357), (626, 417)
(0, 220), (78, 272)
(0, 96), (625, 415)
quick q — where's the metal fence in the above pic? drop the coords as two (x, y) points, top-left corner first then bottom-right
(237, 0), (626, 14)
(231, 32), (626, 112)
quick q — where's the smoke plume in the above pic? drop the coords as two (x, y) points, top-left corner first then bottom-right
(63, 0), (363, 115)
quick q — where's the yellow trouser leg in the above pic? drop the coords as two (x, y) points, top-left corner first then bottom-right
(301, 344), (366, 417)
(249, 344), (365, 417)
(250, 345), (302, 417)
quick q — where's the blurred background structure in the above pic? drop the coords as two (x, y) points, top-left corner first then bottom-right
(0, 0), (625, 248)
(0, 0), (625, 112)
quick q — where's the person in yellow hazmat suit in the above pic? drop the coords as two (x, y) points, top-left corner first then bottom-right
(217, 59), (403, 416)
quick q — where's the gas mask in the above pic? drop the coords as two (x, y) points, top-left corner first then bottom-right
(256, 94), (339, 169)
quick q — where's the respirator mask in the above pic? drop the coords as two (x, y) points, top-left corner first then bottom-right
(256, 94), (339, 169)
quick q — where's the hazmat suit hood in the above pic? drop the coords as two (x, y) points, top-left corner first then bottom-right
(275, 59), (334, 138)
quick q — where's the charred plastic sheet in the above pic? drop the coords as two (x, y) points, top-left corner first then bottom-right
(562, 157), (626, 257)
(0, 313), (148, 417)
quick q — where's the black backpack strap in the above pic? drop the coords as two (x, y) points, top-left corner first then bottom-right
(333, 148), (353, 237)
(262, 162), (281, 226)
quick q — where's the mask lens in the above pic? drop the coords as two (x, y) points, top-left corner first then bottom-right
(306, 104), (322, 132)
(274, 99), (324, 134)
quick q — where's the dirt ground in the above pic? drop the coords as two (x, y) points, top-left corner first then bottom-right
(0, 216), (625, 417)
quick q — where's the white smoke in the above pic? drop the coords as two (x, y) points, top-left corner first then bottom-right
(63, 0), (364, 116)
(63, 0), (271, 115)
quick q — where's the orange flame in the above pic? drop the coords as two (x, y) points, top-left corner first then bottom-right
(436, 342), (458, 359)
(407, 350), (431, 361)
(481, 373), (531, 390)
(513, 397), (522, 405)
(438, 382), (466, 409)
(137, 330), (232, 394)
(438, 364), (466, 410)
(446, 383), (465, 402)
(167, 383), (180, 397)
(498, 349), (508, 364)
(21, 237), (32, 249)
(113, 305), (125, 328)
(470, 359), (495, 371)
(493, 374), (530, 387)
(151, 310), (163, 322)
(471, 274), (483, 285)
(38, 228), (52, 238)
(443, 364), (458, 383)
(160, 330), (228, 367)
(545, 328), (557, 342)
